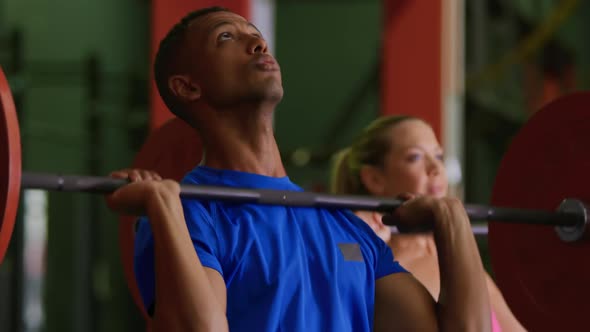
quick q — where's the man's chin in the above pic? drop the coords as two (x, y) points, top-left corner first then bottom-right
(257, 83), (284, 102)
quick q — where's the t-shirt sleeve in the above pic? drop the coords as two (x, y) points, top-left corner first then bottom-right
(133, 216), (156, 314)
(374, 238), (408, 279)
(342, 210), (408, 279)
(182, 199), (224, 275)
(133, 199), (223, 315)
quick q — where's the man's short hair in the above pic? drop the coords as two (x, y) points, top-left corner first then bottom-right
(154, 6), (230, 119)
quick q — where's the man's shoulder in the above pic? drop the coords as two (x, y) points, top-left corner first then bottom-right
(331, 208), (377, 235)
(329, 209), (392, 253)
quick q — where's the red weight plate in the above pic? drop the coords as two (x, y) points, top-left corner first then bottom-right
(0, 67), (22, 265)
(490, 92), (590, 331)
(118, 117), (202, 320)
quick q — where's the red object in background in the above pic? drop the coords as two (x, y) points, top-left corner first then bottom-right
(150, 0), (251, 130)
(525, 63), (576, 117)
(381, 0), (442, 139)
(490, 92), (590, 331)
(0, 67), (21, 266)
(524, 43), (576, 117)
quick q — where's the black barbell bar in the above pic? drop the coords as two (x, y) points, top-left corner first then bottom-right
(21, 171), (587, 242)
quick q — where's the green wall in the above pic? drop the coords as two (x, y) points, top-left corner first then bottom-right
(275, 1), (382, 190)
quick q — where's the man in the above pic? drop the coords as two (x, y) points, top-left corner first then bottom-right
(107, 6), (491, 331)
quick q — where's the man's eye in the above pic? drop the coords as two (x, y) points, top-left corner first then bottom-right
(218, 32), (233, 41)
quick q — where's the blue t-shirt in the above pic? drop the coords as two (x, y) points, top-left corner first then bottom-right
(134, 166), (407, 331)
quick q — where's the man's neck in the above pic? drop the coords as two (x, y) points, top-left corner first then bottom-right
(196, 103), (286, 177)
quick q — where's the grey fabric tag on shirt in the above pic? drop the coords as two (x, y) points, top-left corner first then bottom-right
(338, 243), (364, 262)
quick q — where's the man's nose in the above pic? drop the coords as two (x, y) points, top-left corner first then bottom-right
(248, 35), (268, 54)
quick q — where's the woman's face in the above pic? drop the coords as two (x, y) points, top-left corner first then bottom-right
(378, 119), (448, 198)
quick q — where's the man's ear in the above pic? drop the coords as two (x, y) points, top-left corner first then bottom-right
(168, 74), (201, 102)
(359, 165), (386, 196)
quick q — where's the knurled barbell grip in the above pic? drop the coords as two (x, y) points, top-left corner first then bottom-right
(22, 172), (128, 193)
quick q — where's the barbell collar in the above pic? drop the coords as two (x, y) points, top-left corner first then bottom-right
(555, 198), (589, 242)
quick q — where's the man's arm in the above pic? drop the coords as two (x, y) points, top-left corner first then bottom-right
(378, 197), (491, 332)
(148, 184), (228, 331)
(375, 273), (438, 331)
(107, 172), (228, 332)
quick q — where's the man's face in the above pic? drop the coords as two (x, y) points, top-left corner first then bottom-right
(184, 11), (283, 107)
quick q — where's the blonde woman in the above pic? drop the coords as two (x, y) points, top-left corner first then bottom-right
(331, 116), (526, 332)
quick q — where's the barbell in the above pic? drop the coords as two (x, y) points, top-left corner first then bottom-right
(2, 67), (590, 330)
(16, 171), (587, 228)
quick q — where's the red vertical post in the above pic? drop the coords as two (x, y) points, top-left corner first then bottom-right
(381, 0), (443, 139)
